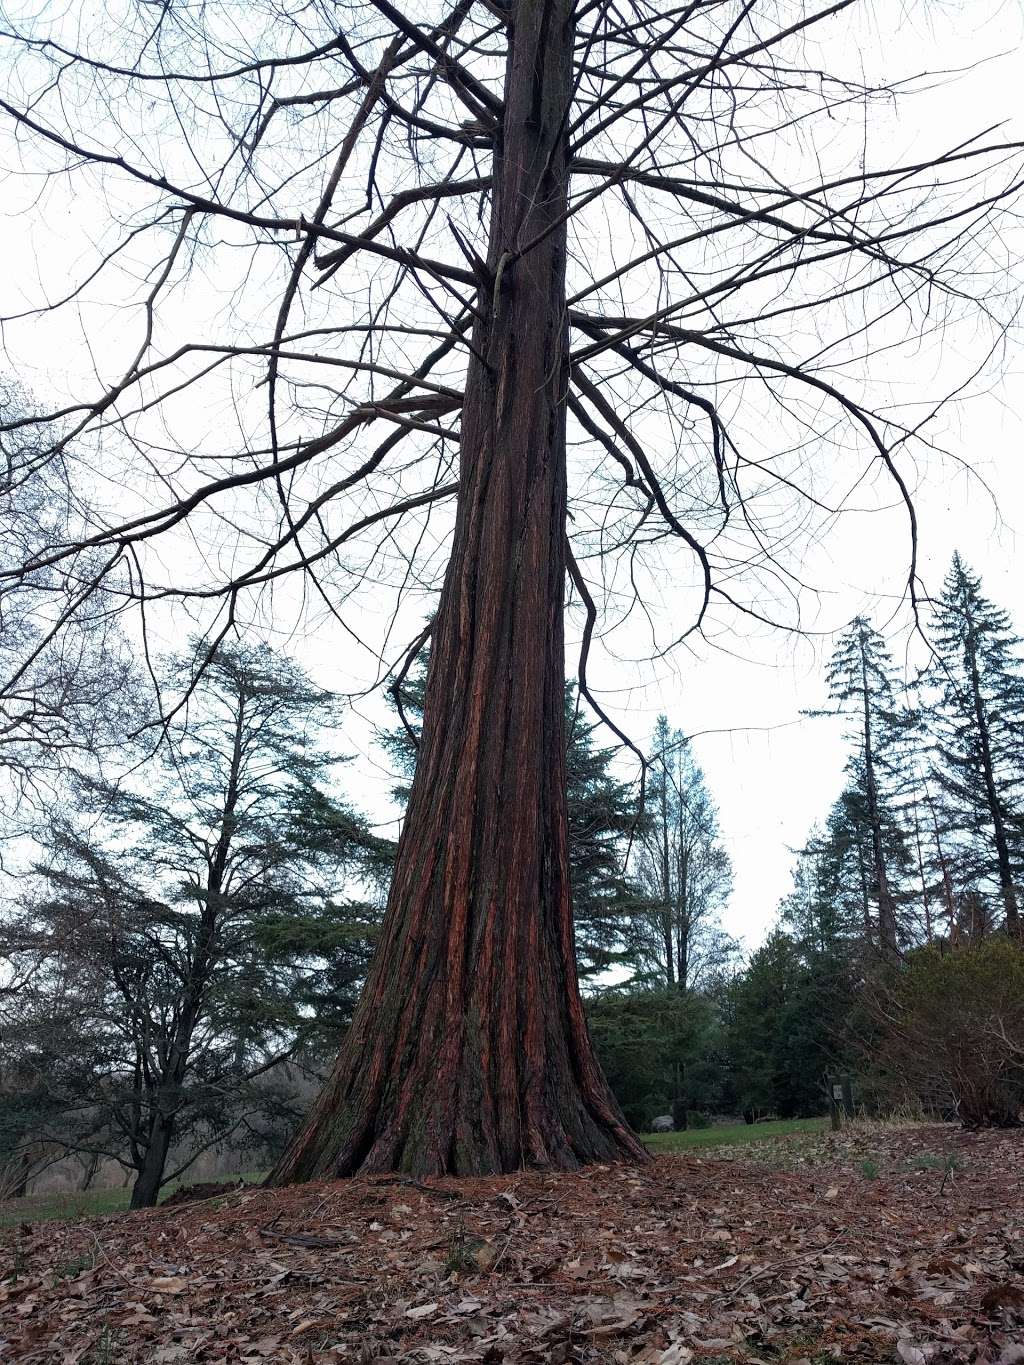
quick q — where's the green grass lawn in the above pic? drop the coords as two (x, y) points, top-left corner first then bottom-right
(0, 1185), (132, 1229)
(640, 1116), (829, 1151)
(0, 1171), (265, 1230)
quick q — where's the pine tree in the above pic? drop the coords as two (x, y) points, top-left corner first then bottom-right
(630, 717), (735, 993)
(920, 555), (1024, 936)
(822, 618), (916, 956)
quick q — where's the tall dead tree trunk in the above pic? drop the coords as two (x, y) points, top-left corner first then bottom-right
(271, 0), (645, 1181)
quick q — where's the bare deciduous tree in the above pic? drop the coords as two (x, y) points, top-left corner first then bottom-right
(0, 386), (138, 830)
(631, 716), (735, 993)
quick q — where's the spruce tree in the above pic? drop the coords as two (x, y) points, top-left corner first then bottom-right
(782, 814), (865, 958)
(920, 556), (1024, 936)
(822, 618), (915, 956)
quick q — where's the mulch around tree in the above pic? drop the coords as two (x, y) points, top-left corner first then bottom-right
(2, 1125), (1022, 1363)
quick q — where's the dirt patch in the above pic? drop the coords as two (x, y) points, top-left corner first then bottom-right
(160, 1181), (246, 1209)
(1, 1125), (1022, 1362)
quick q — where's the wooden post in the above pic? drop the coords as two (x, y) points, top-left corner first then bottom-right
(829, 1078), (843, 1132)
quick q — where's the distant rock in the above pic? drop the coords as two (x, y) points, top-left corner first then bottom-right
(650, 1115), (675, 1133)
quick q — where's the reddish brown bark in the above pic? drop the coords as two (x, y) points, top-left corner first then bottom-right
(270, 0), (646, 1181)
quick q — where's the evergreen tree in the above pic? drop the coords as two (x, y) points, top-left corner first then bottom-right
(727, 929), (853, 1120)
(586, 987), (724, 1132)
(381, 654), (642, 979)
(821, 618), (916, 955)
(780, 816), (863, 958)
(919, 556), (1024, 936)
(0, 641), (385, 1206)
(565, 701), (647, 979)
(805, 773), (916, 955)
(629, 717), (735, 992)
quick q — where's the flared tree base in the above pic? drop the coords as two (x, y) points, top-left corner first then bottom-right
(269, 923), (649, 1183)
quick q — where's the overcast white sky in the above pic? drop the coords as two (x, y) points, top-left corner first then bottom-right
(1, 0), (1022, 952)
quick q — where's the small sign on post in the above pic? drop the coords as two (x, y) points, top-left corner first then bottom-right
(827, 1074), (855, 1131)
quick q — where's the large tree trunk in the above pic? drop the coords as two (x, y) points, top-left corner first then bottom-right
(271, 0), (645, 1181)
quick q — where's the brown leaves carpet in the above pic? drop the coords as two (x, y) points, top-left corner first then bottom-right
(2, 1125), (1023, 1364)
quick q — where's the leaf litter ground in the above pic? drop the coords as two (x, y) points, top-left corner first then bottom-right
(2, 1124), (1023, 1364)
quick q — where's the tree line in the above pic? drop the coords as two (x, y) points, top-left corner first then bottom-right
(724, 555), (1024, 1130)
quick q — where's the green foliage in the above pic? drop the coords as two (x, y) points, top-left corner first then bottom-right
(725, 930), (855, 1120)
(0, 640), (385, 1201)
(565, 696), (649, 978)
(641, 1117), (828, 1151)
(818, 616), (917, 952)
(918, 555), (1024, 930)
(586, 987), (726, 1130)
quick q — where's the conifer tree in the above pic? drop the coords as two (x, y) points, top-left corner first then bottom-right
(0, 641), (385, 1207)
(920, 556), (1024, 936)
(726, 929), (850, 1120)
(821, 618), (915, 956)
(781, 814), (864, 958)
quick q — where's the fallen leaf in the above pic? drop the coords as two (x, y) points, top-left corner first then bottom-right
(405, 1301), (438, 1319)
(897, 1343), (928, 1365)
(981, 1281), (1024, 1313)
(149, 1276), (189, 1293)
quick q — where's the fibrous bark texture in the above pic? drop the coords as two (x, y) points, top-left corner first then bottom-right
(270, 0), (646, 1181)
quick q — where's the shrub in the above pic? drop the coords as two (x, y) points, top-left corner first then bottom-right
(872, 938), (1024, 1128)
